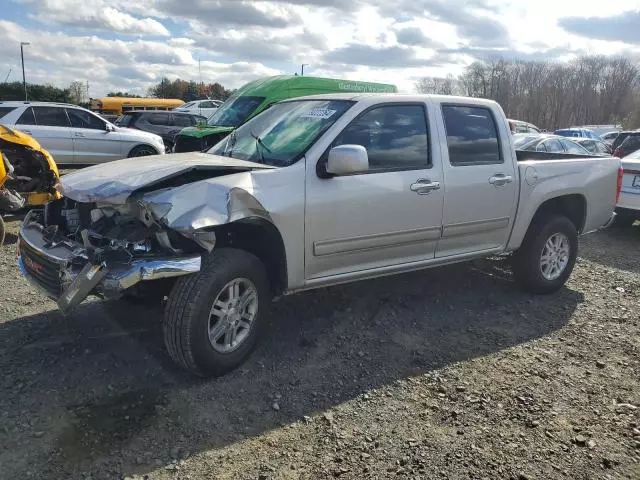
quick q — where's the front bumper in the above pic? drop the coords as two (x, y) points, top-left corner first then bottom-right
(17, 211), (201, 312)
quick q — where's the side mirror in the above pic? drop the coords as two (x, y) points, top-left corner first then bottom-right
(326, 145), (369, 175)
(105, 123), (115, 132)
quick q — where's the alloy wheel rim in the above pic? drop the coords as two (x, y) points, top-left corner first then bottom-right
(539, 232), (570, 281)
(208, 278), (258, 353)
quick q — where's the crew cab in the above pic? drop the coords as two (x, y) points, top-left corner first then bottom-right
(17, 94), (621, 377)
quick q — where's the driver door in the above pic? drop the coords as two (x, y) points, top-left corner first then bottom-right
(66, 107), (123, 164)
(305, 102), (444, 279)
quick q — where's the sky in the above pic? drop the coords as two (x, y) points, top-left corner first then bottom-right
(1, 0), (639, 97)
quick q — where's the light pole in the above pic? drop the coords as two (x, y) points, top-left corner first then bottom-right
(20, 42), (30, 101)
(301, 64), (308, 76)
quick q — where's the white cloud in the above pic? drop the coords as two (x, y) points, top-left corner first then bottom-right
(18, 0), (170, 36)
(4, 0), (640, 96)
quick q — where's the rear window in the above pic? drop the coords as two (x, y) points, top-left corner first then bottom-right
(116, 114), (134, 127)
(442, 105), (501, 165)
(0, 106), (16, 119)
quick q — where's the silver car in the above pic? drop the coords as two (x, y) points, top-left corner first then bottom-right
(0, 101), (165, 165)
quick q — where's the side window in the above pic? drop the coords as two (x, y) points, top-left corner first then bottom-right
(560, 139), (586, 155)
(442, 105), (501, 165)
(147, 113), (170, 126)
(333, 104), (429, 171)
(200, 101), (215, 108)
(66, 108), (106, 130)
(16, 107), (37, 125)
(32, 106), (70, 127)
(581, 141), (596, 154)
(535, 142), (547, 152)
(545, 139), (563, 153)
(172, 115), (192, 127)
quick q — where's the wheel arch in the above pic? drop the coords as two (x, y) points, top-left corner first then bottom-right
(530, 194), (587, 234)
(211, 217), (288, 297)
(128, 143), (161, 157)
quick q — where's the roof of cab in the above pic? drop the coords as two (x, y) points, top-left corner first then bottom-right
(279, 92), (502, 107)
(233, 76), (398, 97)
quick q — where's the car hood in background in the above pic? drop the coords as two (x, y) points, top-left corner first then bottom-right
(59, 152), (274, 204)
(176, 125), (235, 139)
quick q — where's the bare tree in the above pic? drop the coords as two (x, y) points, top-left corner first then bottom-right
(415, 56), (640, 130)
(68, 81), (87, 105)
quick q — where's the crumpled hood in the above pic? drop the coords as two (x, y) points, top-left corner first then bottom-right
(59, 152), (273, 204)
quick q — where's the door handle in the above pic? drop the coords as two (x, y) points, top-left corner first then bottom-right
(489, 174), (513, 187)
(21, 130), (32, 135)
(410, 178), (441, 195)
(75, 132), (85, 138)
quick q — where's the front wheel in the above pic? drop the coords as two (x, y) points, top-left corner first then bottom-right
(128, 145), (158, 157)
(163, 248), (269, 377)
(512, 214), (578, 294)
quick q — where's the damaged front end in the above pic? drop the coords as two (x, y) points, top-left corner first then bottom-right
(17, 154), (275, 312)
(18, 199), (202, 312)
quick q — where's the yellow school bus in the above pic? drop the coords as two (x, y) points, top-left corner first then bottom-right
(90, 97), (185, 115)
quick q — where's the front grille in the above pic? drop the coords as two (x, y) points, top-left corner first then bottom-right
(173, 135), (204, 153)
(19, 239), (63, 297)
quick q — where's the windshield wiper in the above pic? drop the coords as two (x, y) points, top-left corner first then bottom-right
(250, 130), (272, 164)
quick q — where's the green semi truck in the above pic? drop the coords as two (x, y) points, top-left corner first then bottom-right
(172, 75), (398, 153)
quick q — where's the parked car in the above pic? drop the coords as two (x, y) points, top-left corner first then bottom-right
(98, 113), (120, 123)
(513, 134), (592, 155)
(0, 101), (165, 165)
(611, 131), (639, 151)
(601, 131), (620, 145)
(17, 94), (619, 376)
(174, 99), (223, 117)
(612, 132), (640, 158)
(115, 110), (206, 151)
(508, 119), (540, 134)
(0, 124), (61, 245)
(173, 75), (398, 153)
(554, 128), (601, 140)
(614, 148), (640, 227)
(571, 138), (612, 156)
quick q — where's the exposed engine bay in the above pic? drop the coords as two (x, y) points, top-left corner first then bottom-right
(0, 140), (58, 212)
(41, 197), (207, 265)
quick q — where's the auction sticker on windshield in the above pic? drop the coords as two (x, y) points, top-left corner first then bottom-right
(302, 109), (337, 119)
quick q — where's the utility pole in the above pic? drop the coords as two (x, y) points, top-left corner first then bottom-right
(301, 64), (308, 76)
(20, 42), (30, 101)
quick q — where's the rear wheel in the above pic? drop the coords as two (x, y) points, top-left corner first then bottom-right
(163, 248), (269, 377)
(512, 214), (578, 294)
(128, 145), (157, 157)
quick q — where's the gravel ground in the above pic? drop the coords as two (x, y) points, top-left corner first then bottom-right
(0, 215), (638, 480)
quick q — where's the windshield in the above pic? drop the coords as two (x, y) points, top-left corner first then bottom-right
(207, 96), (265, 127)
(209, 99), (353, 167)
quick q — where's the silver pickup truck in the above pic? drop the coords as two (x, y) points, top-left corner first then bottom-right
(17, 94), (621, 376)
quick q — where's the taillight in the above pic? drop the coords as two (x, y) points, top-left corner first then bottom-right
(616, 166), (624, 204)
(613, 147), (623, 158)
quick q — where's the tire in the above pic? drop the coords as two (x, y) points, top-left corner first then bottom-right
(128, 145), (157, 158)
(0, 215), (5, 246)
(512, 214), (578, 294)
(163, 248), (269, 377)
(612, 214), (636, 228)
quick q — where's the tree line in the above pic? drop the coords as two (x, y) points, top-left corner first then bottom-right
(0, 77), (234, 104)
(416, 56), (640, 130)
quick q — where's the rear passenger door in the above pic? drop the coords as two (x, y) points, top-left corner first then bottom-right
(15, 106), (75, 164)
(436, 104), (518, 258)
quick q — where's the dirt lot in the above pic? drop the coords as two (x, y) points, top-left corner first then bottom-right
(0, 215), (638, 480)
